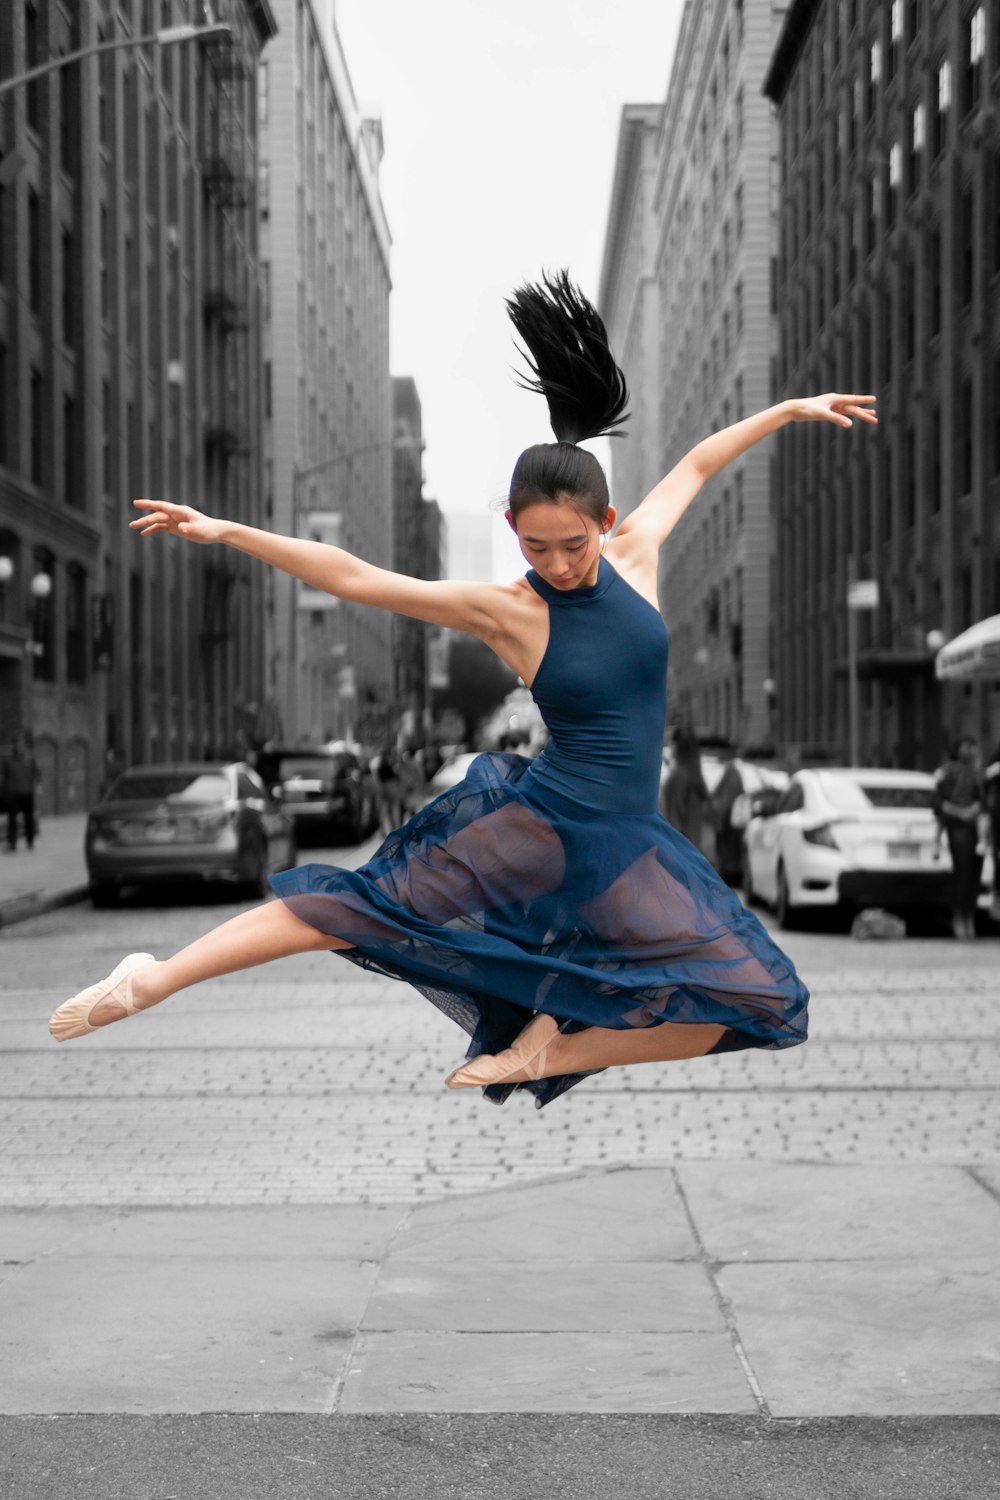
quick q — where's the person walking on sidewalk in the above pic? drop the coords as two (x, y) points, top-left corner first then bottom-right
(50, 272), (875, 1105)
(933, 735), (985, 941)
(2, 733), (40, 854)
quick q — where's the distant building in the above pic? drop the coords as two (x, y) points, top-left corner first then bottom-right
(261, 0), (392, 745)
(765, 0), (1000, 764)
(599, 103), (664, 522)
(0, 0), (276, 810)
(600, 0), (789, 749)
(445, 510), (493, 583)
(391, 375), (442, 741)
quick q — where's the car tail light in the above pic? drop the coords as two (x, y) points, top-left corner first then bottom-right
(803, 822), (839, 849)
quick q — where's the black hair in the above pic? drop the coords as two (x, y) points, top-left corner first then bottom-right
(949, 734), (976, 758)
(505, 270), (629, 523)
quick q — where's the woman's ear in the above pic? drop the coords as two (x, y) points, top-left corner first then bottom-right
(602, 505), (617, 535)
(504, 509), (517, 533)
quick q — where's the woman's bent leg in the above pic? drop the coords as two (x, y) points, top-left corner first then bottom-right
(526, 1018), (728, 1080)
(90, 900), (352, 1027)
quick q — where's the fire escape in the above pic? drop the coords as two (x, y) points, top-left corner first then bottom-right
(199, 12), (251, 644)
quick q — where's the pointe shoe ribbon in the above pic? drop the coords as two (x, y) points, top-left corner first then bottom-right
(49, 953), (156, 1042)
(445, 1012), (560, 1089)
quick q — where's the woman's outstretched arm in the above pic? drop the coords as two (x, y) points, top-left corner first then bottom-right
(613, 394), (878, 558)
(130, 499), (498, 636)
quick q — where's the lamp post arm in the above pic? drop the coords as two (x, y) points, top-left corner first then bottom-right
(0, 25), (230, 100)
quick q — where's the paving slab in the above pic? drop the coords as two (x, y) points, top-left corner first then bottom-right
(0, 1209), (395, 1415)
(339, 1329), (756, 1414)
(677, 1160), (1000, 1261)
(361, 1258), (722, 1333)
(386, 1166), (696, 1260)
(721, 1259), (1000, 1417)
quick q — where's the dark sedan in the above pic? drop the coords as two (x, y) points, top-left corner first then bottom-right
(85, 762), (297, 906)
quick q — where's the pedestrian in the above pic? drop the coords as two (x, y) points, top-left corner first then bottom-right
(370, 743), (405, 836)
(933, 735), (985, 941)
(663, 725), (711, 858)
(2, 733), (40, 853)
(51, 271), (873, 1103)
(985, 740), (1000, 921)
(709, 746), (746, 885)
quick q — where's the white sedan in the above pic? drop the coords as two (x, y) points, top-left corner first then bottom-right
(742, 767), (993, 929)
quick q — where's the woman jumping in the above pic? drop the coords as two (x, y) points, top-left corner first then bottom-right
(50, 271), (876, 1108)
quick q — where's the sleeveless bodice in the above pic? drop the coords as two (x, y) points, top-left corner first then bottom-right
(522, 557), (668, 816)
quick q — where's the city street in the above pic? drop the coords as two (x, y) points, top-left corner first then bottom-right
(2, 842), (999, 1494)
(2, 844), (999, 1209)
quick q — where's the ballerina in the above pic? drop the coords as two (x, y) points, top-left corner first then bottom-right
(50, 271), (876, 1109)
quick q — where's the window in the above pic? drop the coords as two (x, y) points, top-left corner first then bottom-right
(908, 101), (925, 195)
(25, 3), (40, 132)
(102, 380), (112, 495)
(27, 190), (40, 312)
(61, 229), (73, 347)
(959, 378), (973, 494)
(66, 564), (86, 685)
(965, 7), (985, 114)
(961, 186), (974, 305)
(930, 405), (941, 509)
(929, 225), (942, 335)
(63, 395), (76, 506)
(934, 59), (951, 155)
(888, 141), (901, 220)
(0, 343), (6, 465)
(869, 41), (882, 119)
(30, 368), (43, 486)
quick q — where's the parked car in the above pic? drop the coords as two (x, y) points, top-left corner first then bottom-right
(85, 762), (296, 906)
(253, 746), (376, 842)
(712, 759), (790, 884)
(741, 766), (994, 929)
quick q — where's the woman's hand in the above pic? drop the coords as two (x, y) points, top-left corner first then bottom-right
(786, 394), (878, 428)
(130, 499), (225, 544)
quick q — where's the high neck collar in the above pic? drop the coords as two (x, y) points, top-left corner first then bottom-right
(527, 555), (615, 605)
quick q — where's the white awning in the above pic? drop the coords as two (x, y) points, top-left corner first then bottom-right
(935, 615), (1000, 680)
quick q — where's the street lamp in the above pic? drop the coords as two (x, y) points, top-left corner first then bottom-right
(0, 22), (232, 100)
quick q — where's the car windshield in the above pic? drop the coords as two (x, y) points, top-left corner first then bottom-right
(110, 772), (229, 803)
(278, 755), (350, 778)
(818, 775), (933, 810)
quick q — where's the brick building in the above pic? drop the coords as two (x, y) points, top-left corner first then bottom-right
(0, 0), (276, 810)
(260, 0), (392, 746)
(391, 375), (442, 744)
(765, 0), (1000, 765)
(601, 0), (789, 750)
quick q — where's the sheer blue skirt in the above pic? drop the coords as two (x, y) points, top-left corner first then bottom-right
(269, 751), (809, 1109)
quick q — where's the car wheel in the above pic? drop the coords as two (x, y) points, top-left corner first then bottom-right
(90, 880), (120, 909)
(776, 864), (799, 931)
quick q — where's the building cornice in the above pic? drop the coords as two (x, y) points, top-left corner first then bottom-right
(763, 0), (823, 104)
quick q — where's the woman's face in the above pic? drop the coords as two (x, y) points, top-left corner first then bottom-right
(507, 496), (615, 590)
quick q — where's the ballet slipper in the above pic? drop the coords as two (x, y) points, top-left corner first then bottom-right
(445, 1012), (560, 1089)
(49, 953), (157, 1042)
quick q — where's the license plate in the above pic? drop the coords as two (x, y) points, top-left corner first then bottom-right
(146, 822), (176, 843)
(887, 841), (920, 859)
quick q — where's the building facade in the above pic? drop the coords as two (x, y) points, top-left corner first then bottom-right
(765, 0), (1000, 766)
(0, 0), (276, 812)
(260, 0), (392, 747)
(391, 375), (442, 744)
(601, 0), (789, 750)
(598, 102), (664, 523)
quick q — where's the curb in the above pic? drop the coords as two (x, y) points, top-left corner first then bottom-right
(0, 884), (90, 931)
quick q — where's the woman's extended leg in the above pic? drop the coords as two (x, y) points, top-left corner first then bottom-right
(482, 1018), (728, 1085)
(53, 900), (351, 1034)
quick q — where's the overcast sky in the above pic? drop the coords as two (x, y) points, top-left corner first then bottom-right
(333, 0), (686, 579)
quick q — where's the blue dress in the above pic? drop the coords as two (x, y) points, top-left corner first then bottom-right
(270, 557), (808, 1108)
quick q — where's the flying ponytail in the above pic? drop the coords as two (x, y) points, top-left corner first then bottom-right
(505, 270), (629, 522)
(506, 270), (630, 445)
